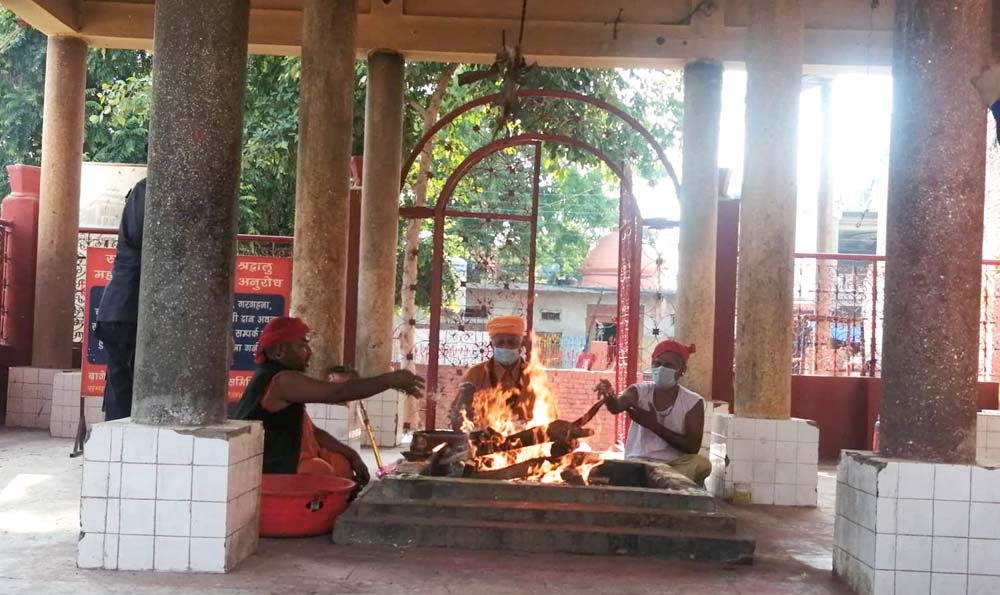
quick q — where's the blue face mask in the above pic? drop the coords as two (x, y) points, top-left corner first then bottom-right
(493, 347), (520, 366)
(651, 367), (677, 389)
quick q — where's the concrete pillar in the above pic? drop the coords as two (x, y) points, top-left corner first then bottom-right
(733, 0), (803, 419)
(676, 60), (723, 398)
(880, 0), (990, 463)
(32, 36), (86, 369)
(131, 0), (250, 426)
(356, 51), (404, 443)
(814, 79), (837, 373)
(290, 0), (357, 376)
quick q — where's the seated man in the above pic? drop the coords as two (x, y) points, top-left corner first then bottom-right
(448, 315), (552, 431)
(604, 339), (711, 485)
(233, 317), (424, 481)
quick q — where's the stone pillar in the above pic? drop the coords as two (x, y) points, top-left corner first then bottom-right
(733, 0), (803, 419)
(131, 0), (250, 426)
(880, 0), (989, 463)
(814, 79), (837, 373)
(32, 36), (86, 369)
(356, 51), (404, 445)
(291, 0), (357, 377)
(676, 60), (723, 398)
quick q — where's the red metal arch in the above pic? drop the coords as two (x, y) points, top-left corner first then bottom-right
(418, 134), (647, 431)
(399, 89), (681, 198)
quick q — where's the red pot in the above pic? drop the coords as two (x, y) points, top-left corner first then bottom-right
(259, 474), (355, 537)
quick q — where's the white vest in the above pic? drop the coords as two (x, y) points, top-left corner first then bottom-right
(623, 383), (704, 462)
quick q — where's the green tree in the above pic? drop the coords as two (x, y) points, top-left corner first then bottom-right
(0, 10), (45, 195)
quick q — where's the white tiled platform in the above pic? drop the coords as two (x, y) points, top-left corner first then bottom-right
(977, 410), (1000, 464)
(5, 366), (59, 429)
(50, 371), (104, 438)
(306, 402), (362, 451)
(78, 419), (264, 573)
(834, 450), (1000, 595)
(706, 414), (819, 506)
(700, 400), (729, 458)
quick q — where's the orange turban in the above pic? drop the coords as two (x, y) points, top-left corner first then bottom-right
(652, 340), (696, 363)
(254, 316), (310, 363)
(485, 315), (525, 337)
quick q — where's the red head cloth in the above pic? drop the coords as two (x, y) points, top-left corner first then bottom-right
(254, 316), (310, 364)
(652, 340), (696, 363)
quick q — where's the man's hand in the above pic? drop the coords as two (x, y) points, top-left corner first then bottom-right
(627, 406), (660, 430)
(387, 370), (425, 398)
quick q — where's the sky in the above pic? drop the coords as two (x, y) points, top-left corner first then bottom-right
(634, 70), (894, 256)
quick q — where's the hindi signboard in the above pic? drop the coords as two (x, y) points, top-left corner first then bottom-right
(81, 247), (292, 401)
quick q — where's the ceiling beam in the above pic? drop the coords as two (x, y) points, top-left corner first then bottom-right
(2, 0), (80, 35)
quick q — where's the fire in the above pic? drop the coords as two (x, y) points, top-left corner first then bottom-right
(459, 333), (606, 485)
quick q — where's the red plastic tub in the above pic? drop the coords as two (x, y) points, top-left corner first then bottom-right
(259, 474), (356, 537)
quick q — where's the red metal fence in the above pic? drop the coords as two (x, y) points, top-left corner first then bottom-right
(0, 220), (12, 344)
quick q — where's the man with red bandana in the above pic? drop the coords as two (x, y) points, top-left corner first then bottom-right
(233, 317), (424, 478)
(604, 339), (711, 485)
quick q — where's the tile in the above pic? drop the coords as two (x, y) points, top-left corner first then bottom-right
(894, 569), (930, 594)
(107, 463), (122, 499)
(750, 483), (774, 505)
(154, 536), (190, 572)
(103, 533), (119, 570)
(797, 443), (819, 465)
(752, 461), (776, 484)
(155, 500), (191, 537)
(731, 439), (754, 461)
(971, 467), (1000, 503)
(932, 537), (968, 573)
(875, 534), (896, 570)
(969, 538), (1000, 575)
(774, 483), (796, 506)
(774, 419), (797, 442)
(191, 501), (227, 538)
(859, 527), (876, 567)
(733, 417), (755, 439)
(755, 419), (776, 441)
(157, 464), (193, 501)
(192, 465), (230, 502)
(80, 497), (107, 534)
(754, 439), (776, 462)
(969, 575), (1000, 595)
(775, 441), (797, 463)
(899, 463), (936, 499)
(897, 499), (934, 536)
(190, 537), (226, 573)
(935, 465), (972, 501)
(122, 426), (158, 464)
(895, 535), (932, 571)
(876, 498), (897, 534)
(970, 502), (1000, 539)
(775, 462), (797, 484)
(120, 463), (157, 499)
(934, 501), (971, 537)
(797, 484), (817, 506)
(106, 499), (120, 533)
(193, 437), (230, 466)
(81, 461), (109, 498)
(158, 430), (194, 465)
(990, 415), (1000, 433)
(874, 569), (894, 595)
(109, 426), (124, 462)
(930, 573), (968, 595)
(117, 535), (154, 570)
(120, 498), (155, 535)
(878, 463), (899, 499)
(77, 532), (104, 569)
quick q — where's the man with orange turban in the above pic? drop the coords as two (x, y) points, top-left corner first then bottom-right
(233, 317), (424, 486)
(603, 339), (711, 485)
(448, 315), (537, 431)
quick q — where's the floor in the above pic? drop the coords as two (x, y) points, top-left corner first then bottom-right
(0, 427), (852, 595)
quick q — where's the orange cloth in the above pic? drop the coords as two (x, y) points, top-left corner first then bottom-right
(297, 414), (353, 478)
(485, 316), (525, 337)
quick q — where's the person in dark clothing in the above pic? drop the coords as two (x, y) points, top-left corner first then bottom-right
(96, 178), (146, 421)
(232, 316), (424, 476)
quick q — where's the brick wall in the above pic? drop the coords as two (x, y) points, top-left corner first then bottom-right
(419, 365), (619, 451)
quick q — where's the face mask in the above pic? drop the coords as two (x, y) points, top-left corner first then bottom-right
(652, 367), (677, 389)
(493, 347), (520, 366)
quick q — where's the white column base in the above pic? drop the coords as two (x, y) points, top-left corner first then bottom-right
(5, 366), (60, 429)
(705, 413), (819, 506)
(307, 402), (363, 451)
(78, 419), (264, 573)
(700, 400), (730, 458)
(834, 451), (1000, 595)
(49, 371), (104, 438)
(976, 410), (1000, 464)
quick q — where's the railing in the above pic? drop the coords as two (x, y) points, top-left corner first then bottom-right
(0, 220), (12, 344)
(794, 252), (1000, 383)
(74, 228), (293, 343)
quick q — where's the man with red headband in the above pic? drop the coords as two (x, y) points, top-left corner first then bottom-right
(233, 317), (424, 479)
(604, 339), (711, 485)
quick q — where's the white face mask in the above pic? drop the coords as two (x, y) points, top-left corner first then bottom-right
(651, 366), (678, 389)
